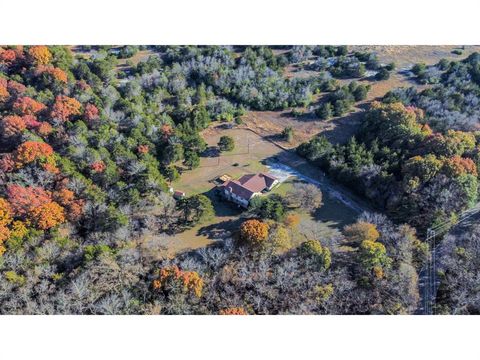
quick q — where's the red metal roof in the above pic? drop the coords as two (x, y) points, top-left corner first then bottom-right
(222, 173), (277, 200)
(238, 173), (277, 192)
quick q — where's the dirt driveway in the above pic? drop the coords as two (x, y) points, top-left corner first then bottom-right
(160, 125), (369, 257)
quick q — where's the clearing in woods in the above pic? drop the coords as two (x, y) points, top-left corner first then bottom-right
(244, 46), (480, 148)
(101, 46), (480, 258)
(150, 125), (366, 257)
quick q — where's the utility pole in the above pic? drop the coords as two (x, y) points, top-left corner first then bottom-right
(423, 203), (480, 315)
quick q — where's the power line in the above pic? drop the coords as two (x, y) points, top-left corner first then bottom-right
(199, 138), (253, 168)
(424, 203), (480, 315)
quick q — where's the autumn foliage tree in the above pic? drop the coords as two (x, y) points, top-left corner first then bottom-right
(6, 185), (52, 216)
(36, 65), (68, 83)
(22, 114), (41, 129)
(90, 160), (106, 173)
(30, 201), (65, 230)
(137, 145), (149, 154)
(7, 80), (27, 96)
(53, 187), (84, 222)
(299, 239), (332, 270)
(219, 307), (248, 315)
(443, 156), (477, 177)
(37, 122), (53, 137)
(0, 154), (14, 173)
(84, 103), (99, 124)
(283, 213), (300, 228)
(13, 141), (56, 170)
(5, 185), (65, 230)
(152, 265), (204, 298)
(240, 219), (269, 247)
(359, 239), (392, 279)
(28, 46), (52, 65)
(51, 95), (82, 121)
(13, 97), (46, 115)
(0, 79), (9, 102)
(343, 221), (380, 244)
(0, 115), (26, 137)
(0, 198), (13, 250)
(0, 48), (17, 64)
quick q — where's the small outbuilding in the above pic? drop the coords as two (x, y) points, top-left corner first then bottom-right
(173, 190), (186, 200)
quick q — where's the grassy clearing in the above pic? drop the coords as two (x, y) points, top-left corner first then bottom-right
(165, 125), (363, 256)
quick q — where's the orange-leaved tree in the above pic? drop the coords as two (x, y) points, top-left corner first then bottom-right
(6, 184), (52, 216)
(0, 78), (9, 102)
(6, 184), (66, 230)
(28, 46), (52, 65)
(0, 198), (13, 246)
(13, 141), (55, 169)
(443, 156), (477, 177)
(152, 265), (204, 298)
(283, 213), (300, 228)
(240, 219), (269, 247)
(51, 95), (82, 122)
(13, 97), (46, 115)
(137, 145), (149, 154)
(343, 221), (380, 244)
(219, 307), (248, 315)
(37, 65), (68, 84)
(30, 201), (65, 230)
(0, 115), (26, 137)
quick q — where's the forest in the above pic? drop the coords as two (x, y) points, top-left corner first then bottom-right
(0, 45), (477, 314)
(298, 52), (480, 314)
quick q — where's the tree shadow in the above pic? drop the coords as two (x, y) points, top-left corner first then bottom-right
(195, 187), (247, 240)
(263, 133), (284, 142)
(201, 146), (220, 158)
(312, 204), (357, 229)
(319, 104), (370, 144)
(279, 110), (318, 122)
(196, 218), (244, 240)
(203, 187), (245, 217)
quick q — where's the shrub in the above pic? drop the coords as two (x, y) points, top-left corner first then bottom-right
(316, 102), (333, 120)
(218, 135), (235, 152)
(281, 126), (294, 142)
(299, 239), (331, 270)
(375, 68), (390, 81)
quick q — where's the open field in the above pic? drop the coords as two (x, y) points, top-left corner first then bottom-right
(157, 125), (368, 256)
(116, 49), (156, 71)
(71, 45), (480, 258)
(245, 46), (480, 148)
(70, 46), (156, 72)
(242, 106), (365, 147)
(350, 45), (480, 69)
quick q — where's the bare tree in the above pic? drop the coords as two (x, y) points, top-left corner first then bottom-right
(286, 183), (323, 212)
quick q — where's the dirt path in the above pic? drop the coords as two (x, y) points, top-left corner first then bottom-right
(148, 125), (374, 258)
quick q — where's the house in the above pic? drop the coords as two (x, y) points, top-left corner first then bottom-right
(218, 173), (279, 208)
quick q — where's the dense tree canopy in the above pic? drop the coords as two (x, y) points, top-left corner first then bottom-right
(298, 101), (479, 231)
(0, 45), (455, 315)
